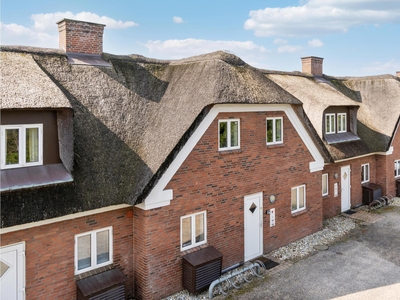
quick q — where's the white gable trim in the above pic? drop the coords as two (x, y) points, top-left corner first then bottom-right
(136, 104), (324, 210)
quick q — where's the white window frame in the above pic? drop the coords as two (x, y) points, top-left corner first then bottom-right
(180, 211), (207, 251)
(1, 124), (43, 169)
(395, 160), (400, 178)
(322, 174), (329, 196)
(74, 227), (113, 275)
(266, 117), (283, 145)
(218, 119), (240, 151)
(325, 114), (335, 134)
(291, 185), (306, 213)
(361, 163), (370, 183)
(337, 113), (347, 133)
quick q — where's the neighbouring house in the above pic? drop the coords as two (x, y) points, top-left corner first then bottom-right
(0, 19), (399, 300)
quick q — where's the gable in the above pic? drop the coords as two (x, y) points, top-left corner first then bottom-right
(136, 103), (325, 210)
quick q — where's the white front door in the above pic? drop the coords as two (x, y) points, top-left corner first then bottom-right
(244, 192), (263, 261)
(0, 243), (25, 300)
(341, 165), (351, 212)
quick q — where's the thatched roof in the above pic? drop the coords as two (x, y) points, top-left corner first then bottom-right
(1, 47), (305, 207)
(338, 75), (400, 152)
(0, 47), (71, 109)
(265, 71), (400, 159)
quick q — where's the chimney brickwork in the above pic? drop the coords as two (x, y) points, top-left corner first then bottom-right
(57, 19), (105, 55)
(396, 71), (400, 78)
(301, 56), (324, 76)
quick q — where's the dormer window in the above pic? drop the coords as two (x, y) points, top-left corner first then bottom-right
(324, 112), (347, 135)
(325, 114), (335, 134)
(337, 113), (347, 133)
(1, 124), (43, 169)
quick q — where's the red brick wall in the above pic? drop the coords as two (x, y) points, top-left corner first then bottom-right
(378, 127), (400, 196)
(0, 206), (133, 299)
(322, 156), (377, 219)
(133, 111), (323, 299)
(58, 19), (105, 54)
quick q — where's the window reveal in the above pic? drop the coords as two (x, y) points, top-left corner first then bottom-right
(1, 124), (43, 169)
(219, 119), (240, 150)
(266, 117), (283, 145)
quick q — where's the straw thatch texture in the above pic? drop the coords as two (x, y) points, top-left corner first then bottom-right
(16, 49), (301, 208)
(266, 74), (359, 138)
(0, 49), (71, 109)
(339, 76), (400, 152)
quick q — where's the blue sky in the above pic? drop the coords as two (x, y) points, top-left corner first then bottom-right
(1, 0), (399, 76)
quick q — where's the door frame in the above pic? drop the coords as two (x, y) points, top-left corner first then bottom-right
(0, 242), (26, 300)
(341, 165), (351, 212)
(244, 192), (263, 261)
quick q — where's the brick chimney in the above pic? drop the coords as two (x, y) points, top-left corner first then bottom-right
(396, 71), (400, 78)
(57, 19), (105, 55)
(301, 56), (324, 76)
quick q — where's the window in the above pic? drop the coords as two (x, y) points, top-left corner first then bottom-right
(219, 119), (240, 150)
(325, 113), (347, 135)
(266, 117), (283, 145)
(322, 174), (328, 196)
(361, 163), (370, 183)
(1, 124), (43, 169)
(75, 227), (113, 274)
(337, 113), (347, 133)
(395, 160), (400, 178)
(291, 185), (306, 213)
(181, 211), (206, 251)
(325, 114), (335, 134)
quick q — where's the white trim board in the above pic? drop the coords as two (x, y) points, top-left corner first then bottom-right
(137, 104), (325, 210)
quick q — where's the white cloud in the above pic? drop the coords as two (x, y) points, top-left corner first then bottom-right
(277, 45), (302, 53)
(0, 12), (137, 47)
(273, 38), (288, 45)
(173, 16), (184, 24)
(308, 39), (324, 47)
(244, 0), (400, 37)
(144, 38), (267, 57)
(143, 38), (270, 67)
(361, 59), (400, 74)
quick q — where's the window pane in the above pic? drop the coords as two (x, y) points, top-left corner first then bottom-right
(322, 175), (328, 195)
(26, 127), (39, 163)
(181, 216), (192, 248)
(195, 214), (205, 243)
(96, 230), (110, 265)
(77, 235), (91, 270)
(291, 188), (297, 211)
(397, 162), (400, 176)
(299, 186), (305, 208)
(219, 122), (227, 148)
(230, 121), (238, 147)
(267, 119), (273, 143)
(5, 129), (19, 165)
(338, 115), (342, 132)
(275, 119), (282, 142)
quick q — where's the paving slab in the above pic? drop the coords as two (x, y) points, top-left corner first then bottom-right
(225, 206), (400, 300)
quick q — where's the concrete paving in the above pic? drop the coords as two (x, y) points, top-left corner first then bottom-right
(224, 206), (400, 300)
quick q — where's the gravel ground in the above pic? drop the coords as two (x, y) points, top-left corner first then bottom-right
(163, 198), (400, 300)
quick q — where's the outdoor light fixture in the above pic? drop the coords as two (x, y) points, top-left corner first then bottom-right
(269, 194), (276, 203)
(334, 173), (339, 179)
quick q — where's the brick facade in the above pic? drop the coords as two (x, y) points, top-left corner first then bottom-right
(133, 111), (323, 299)
(0, 206), (134, 299)
(57, 19), (105, 55)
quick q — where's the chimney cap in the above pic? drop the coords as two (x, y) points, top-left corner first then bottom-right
(56, 18), (106, 27)
(301, 56), (324, 60)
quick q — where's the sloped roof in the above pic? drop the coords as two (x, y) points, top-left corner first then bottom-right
(338, 75), (400, 152)
(265, 71), (400, 158)
(0, 48), (72, 109)
(0, 47), (305, 206)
